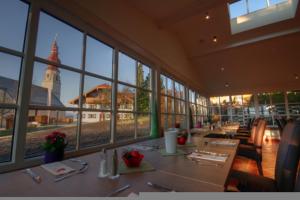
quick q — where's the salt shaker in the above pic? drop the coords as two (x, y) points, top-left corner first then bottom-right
(98, 148), (108, 178)
(109, 149), (120, 179)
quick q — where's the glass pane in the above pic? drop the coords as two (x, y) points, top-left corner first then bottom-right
(174, 82), (180, 99)
(160, 95), (166, 113)
(180, 100), (186, 114)
(117, 84), (135, 111)
(137, 114), (150, 138)
(116, 113), (135, 142)
(0, 0), (28, 51)
(270, 0), (288, 5)
(175, 115), (186, 129)
(248, 0), (267, 12)
(242, 94), (254, 106)
(0, 109), (15, 163)
(210, 97), (219, 106)
(271, 92), (284, 104)
(231, 95), (243, 107)
(0, 53), (22, 104)
(287, 91), (300, 103)
(85, 36), (113, 78)
(80, 111), (111, 148)
(166, 96), (173, 113)
(160, 75), (166, 94)
(179, 84), (185, 100)
(220, 96), (230, 106)
(167, 114), (173, 128)
(31, 62), (80, 108)
(36, 12), (83, 68)
(160, 114), (166, 130)
(258, 93), (270, 104)
(137, 89), (150, 112)
(167, 78), (173, 96)
(229, 0), (248, 19)
(25, 110), (78, 158)
(81, 75), (112, 110)
(137, 63), (151, 90)
(174, 100), (180, 114)
(189, 90), (195, 103)
(118, 52), (136, 85)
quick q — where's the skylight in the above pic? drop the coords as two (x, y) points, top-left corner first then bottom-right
(229, 0), (289, 19)
(228, 0), (299, 34)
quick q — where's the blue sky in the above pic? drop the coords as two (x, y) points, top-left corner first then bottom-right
(229, 0), (288, 19)
(0, 0), (140, 107)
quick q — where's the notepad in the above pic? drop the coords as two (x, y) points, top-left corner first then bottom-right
(41, 162), (75, 176)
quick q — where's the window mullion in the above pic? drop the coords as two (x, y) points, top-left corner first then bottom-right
(13, 1), (40, 166)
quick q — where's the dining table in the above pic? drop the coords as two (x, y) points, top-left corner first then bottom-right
(0, 135), (239, 196)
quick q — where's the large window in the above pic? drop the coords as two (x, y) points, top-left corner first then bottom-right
(0, 0), (29, 163)
(160, 75), (186, 130)
(287, 91), (300, 119)
(117, 53), (151, 142)
(25, 11), (115, 158)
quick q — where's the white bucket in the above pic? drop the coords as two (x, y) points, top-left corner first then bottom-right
(164, 129), (178, 154)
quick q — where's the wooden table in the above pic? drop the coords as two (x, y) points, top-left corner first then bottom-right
(0, 136), (239, 196)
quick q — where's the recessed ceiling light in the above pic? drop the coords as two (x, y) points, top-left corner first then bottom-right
(295, 74), (299, 80)
(205, 13), (210, 20)
(225, 83), (229, 88)
(213, 36), (217, 43)
(221, 67), (225, 71)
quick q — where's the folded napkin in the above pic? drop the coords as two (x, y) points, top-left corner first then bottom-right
(210, 140), (237, 146)
(187, 152), (229, 162)
(129, 144), (155, 151)
(41, 162), (75, 176)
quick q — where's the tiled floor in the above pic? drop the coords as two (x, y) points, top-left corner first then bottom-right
(232, 129), (280, 179)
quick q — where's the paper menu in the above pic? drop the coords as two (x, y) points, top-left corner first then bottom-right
(41, 162), (75, 176)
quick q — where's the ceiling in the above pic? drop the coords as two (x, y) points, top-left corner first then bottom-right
(127, 0), (300, 96)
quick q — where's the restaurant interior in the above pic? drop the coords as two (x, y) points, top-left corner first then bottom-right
(0, 0), (300, 198)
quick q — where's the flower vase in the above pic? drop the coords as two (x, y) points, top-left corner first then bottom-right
(44, 148), (65, 163)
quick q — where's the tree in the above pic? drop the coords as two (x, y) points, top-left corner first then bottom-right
(136, 63), (150, 112)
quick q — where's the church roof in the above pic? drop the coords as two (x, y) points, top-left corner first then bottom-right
(0, 76), (64, 107)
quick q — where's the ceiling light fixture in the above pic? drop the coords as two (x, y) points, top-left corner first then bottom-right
(213, 36), (217, 43)
(205, 13), (210, 20)
(225, 83), (229, 88)
(295, 74), (299, 80)
(221, 67), (225, 71)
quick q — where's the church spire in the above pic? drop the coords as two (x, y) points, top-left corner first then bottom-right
(47, 34), (61, 70)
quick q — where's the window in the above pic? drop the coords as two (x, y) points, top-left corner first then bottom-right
(228, 0), (294, 34)
(35, 12), (83, 68)
(116, 53), (152, 141)
(287, 91), (300, 119)
(229, 0), (289, 19)
(248, 0), (268, 13)
(160, 75), (187, 129)
(0, 0), (29, 163)
(229, 0), (248, 19)
(85, 36), (113, 78)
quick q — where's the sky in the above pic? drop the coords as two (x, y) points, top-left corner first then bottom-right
(229, 0), (288, 19)
(0, 0), (140, 107)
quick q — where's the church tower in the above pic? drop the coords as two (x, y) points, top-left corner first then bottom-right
(42, 37), (61, 100)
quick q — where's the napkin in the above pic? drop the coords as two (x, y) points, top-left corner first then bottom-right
(187, 152), (228, 162)
(41, 162), (75, 176)
(210, 140), (236, 146)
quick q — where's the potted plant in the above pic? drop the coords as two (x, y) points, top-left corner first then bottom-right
(42, 131), (67, 163)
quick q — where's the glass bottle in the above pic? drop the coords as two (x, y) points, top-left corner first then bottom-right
(109, 149), (120, 179)
(98, 148), (108, 178)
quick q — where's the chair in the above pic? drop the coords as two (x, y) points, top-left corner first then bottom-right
(236, 119), (267, 176)
(234, 118), (260, 145)
(236, 118), (254, 134)
(229, 120), (300, 192)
